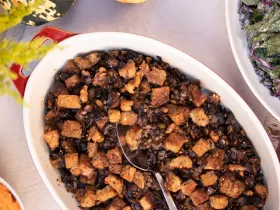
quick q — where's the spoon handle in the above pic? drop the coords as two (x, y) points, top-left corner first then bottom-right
(154, 172), (178, 210)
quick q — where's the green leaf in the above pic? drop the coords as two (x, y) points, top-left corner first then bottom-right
(268, 69), (280, 79)
(242, 0), (260, 6)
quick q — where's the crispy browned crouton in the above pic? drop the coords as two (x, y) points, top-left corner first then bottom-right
(61, 120), (81, 139)
(74, 56), (92, 69)
(167, 104), (187, 126)
(79, 154), (95, 177)
(120, 111), (138, 126)
(151, 87), (170, 107)
(95, 116), (108, 130)
(188, 84), (207, 107)
(145, 67), (166, 86)
(204, 149), (225, 170)
(63, 59), (79, 74)
(80, 190), (97, 208)
(255, 184), (268, 199)
(119, 60), (136, 79)
(44, 130), (59, 150)
(209, 130), (219, 142)
(80, 174), (96, 185)
(165, 123), (177, 134)
(87, 126), (104, 142)
(75, 188), (86, 202)
(165, 172), (181, 192)
(108, 197), (126, 210)
(201, 171), (218, 186)
(95, 99), (103, 109)
(65, 153), (79, 169)
(105, 174), (124, 196)
(190, 189), (209, 206)
(44, 109), (57, 121)
(86, 52), (101, 66)
(208, 93), (220, 104)
(228, 164), (247, 172)
(120, 165), (136, 182)
(70, 166), (82, 176)
(93, 71), (107, 87)
(96, 186), (117, 203)
(109, 164), (123, 175)
(192, 139), (214, 157)
(140, 80), (151, 94)
(190, 108), (209, 127)
(244, 190), (254, 196)
(163, 132), (188, 153)
(108, 109), (121, 123)
(50, 157), (64, 169)
(181, 179), (197, 196)
(62, 139), (77, 153)
(170, 155), (193, 169)
(107, 148), (122, 165)
(122, 207), (132, 210)
(51, 81), (69, 97)
(134, 171), (145, 189)
(125, 70), (143, 94)
(120, 99), (134, 111)
(240, 205), (258, 210)
(139, 192), (155, 210)
(65, 74), (80, 89)
(210, 195), (228, 209)
(80, 85), (88, 103)
(125, 126), (143, 151)
(139, 61), (150, 74)
(87, 142), (98, 158)
(92, 152), (109, 169)
(219, 174), (245, 199)
(57, 95), (81, 109)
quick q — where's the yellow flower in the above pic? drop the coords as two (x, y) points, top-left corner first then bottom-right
(117, 0), (147, 3)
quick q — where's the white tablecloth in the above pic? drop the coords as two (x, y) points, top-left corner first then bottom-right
(0, 0), (274, 209)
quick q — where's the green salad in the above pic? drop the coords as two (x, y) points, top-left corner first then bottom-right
(240, 0), (280, 98)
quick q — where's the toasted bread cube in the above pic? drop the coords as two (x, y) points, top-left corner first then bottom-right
(75, 188), (86, 202)
(79, 154), (95, 177)
(210, 195), (228, 209)
(88, 142), (98, 158)
(70, 166), (82, 176)
(95, 116), (108, 130)
(50, 157), (64, 169)
(105, 174), (124, 196)
(181, 179), (197, 196)
(80, 174), (96, 185)
(107, 148), (122, 165)
(228, 164), (247, 172)
(86, 52), (101, 66)
(125, 70), (144, 94)
(151, 87), (170, 107)
(96, 186), (117, 203)
(120, 111), (138, 126)
(204, 149), (225, 170)
(122, 207), (132, 210)
(192, 139), (214, 157)
(134, 171), (145, 189)
(44, 109), (57, 121)
(63, 59), (79, 74)
(57, 95), (82, 109)
(170, 155), (192, 169)
(95, 99), (104, 109)
(92, 152), (109, 169)
(190, 108), (209, 127)
(108, 197), (126, 210)
(44, 130), (59, 150)
(51, 81), (69, 97)
(201, 171), (218, 186)
(165, 172), (181, 192)
(74, 56), (92, 69)
(62, 139), (77, 153)
(188, 84), (207, 107)
(255, 184), (268, 199)
(165, 123), (177, 134)
(219, 174), (245, 199)
(125, 126), (143, 151)
(108, 109), (121, 123)
(120, 99), (134, 111)
(140, 80), (151, 94)
(145, 67), (166, 86)
(208, 93), (220, 104)
(209, 130), (219, 142)
(240, 205), (258, 210)
(163, 132), (188, 153)
(62, 120), (82, 139)
(88, 126), (104, 142)
(80, 190), (97, 208)
(120, 165), (137, 182)
(65, 153), (79, 169)
(139, 192), (155, 210)
(109, 164), (123, 175)
(65, 74), (80, 89)
(119, 59), (136, 79)
(80, 85), (88, 103)
(190, 189), (209, 206)
(167, 104), (186, 126)
(93, 71), (107, 87)
(139, 61), (150, 73)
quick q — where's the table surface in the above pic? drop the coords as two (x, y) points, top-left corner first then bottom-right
(0, 0), (278, 209)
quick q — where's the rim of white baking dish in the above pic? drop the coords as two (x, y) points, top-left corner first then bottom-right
(23, 32), (280, 210)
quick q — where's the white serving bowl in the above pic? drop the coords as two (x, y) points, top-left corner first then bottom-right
(225, 0), (280, 121)
(0, 177), (25, 210)
(21, 28), (280, 209)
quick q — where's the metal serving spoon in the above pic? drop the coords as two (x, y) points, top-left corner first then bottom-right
(116, 124), (178, 210)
